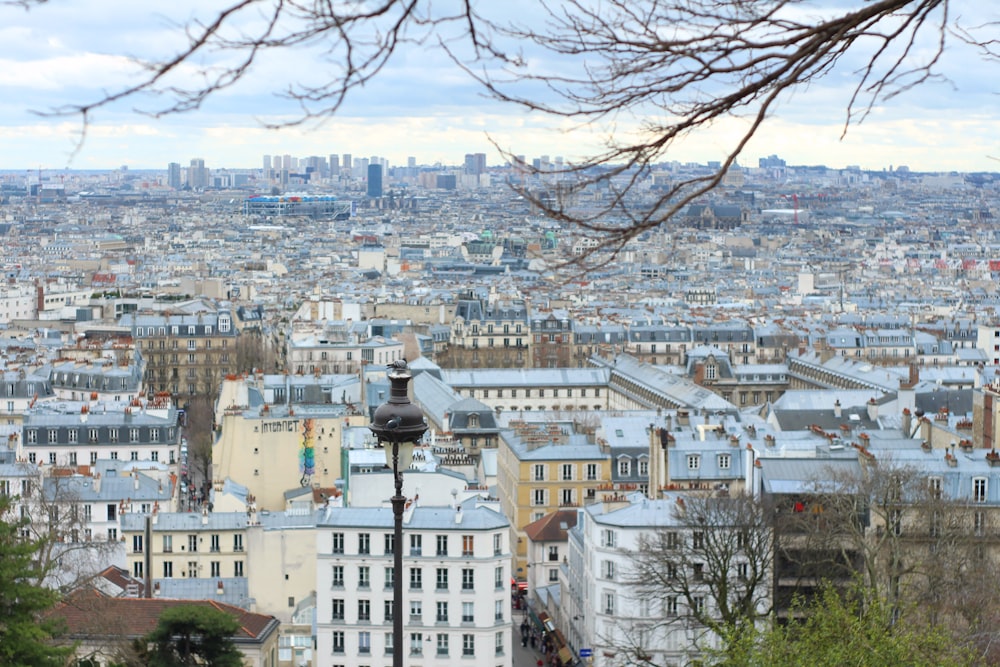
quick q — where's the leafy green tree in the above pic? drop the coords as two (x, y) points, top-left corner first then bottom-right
(0, 494), (75, 666)
(726, 583), (974, 667)
(144, 605), (243, 667)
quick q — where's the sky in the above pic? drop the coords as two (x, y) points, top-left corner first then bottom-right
(0, 0), (998, 173)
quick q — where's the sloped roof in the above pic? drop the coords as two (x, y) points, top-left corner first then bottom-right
(524, 509), (579, 542)
(49, 590), (278, 642)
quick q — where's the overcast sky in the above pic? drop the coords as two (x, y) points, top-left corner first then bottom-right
(1, 0), (997, 172)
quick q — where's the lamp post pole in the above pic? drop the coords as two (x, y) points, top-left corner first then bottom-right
(369, 361), (427, 667)
(391, 444), (405, 667)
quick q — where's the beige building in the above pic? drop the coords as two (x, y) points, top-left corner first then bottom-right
(121, 509), (250, 586)
(496, 420), (611, 581)
(246, 510), (318, 624)
(213, 375), (367, 511)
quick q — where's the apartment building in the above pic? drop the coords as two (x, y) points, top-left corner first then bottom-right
(19, 398), (182, 470)
(496, 420), (611, 580)
(446, 294), (529, 369)
(120, 308), (239, 397)
(212, 375), (365, 511)
(315, 500), (513, 666)
(120, 509), (249, 602)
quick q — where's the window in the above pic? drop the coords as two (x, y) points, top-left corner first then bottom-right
(494, 599), (503, 621)
(384, 566), (394, 590)
(718, 453), (731, 469)
(586, 463), (598, 481)
(737, 561), (749, 580)
(410, 600), (422, 620)
(234, 534), (243, 552)
(331, 599), (345, 620)
(602, 560), (615, 579)
(358, 532), (370, 554)
(132, 535), (144, 553)
(692, 531), (705, 549)
(532, 489), (547, 506)
(493, 533), (502, 555)
(638, 459), (649, 477)
(384, 600), (394, 623)
(693, 563), (704, 581)
(436, 567), (449, 590)
(436, 633), (449, 656)
(974, 477), (988, 503)
(928, 476), (942, 499)
(330, 565), (344, 588)
(666, 596), (678, 616)
(410, 533), (422, 556)
(107, 504), (117, 521)
(561, 464), (574, 481)
(687, 454), (701, 470)
(234, 560), (244, 576)
(358, 599), (371, 621)
(331, 631), (344, 653)
(163, 561), (173, 578)
(436, 534), (448, 556)
(410, 633), (424, 656)
(332, 532), (344, 554)
(210, 534), (220, 552)
(617, 458), (631, 476)
(436, 601), (449, 622)
(188, 535), (198, 553)
(601, 529), (617, 548)
(358, 565), (370, 589)
(410, 567), (423, 590)
(384, 533), (395, 554)
(462, 535), (474, 556)
(162, 535), (173, 552)
(495, 567), (504, 589)
(603, 592), (615, 615)
(358, 631), (370, 654)
(693, 596), (705, 614)
(533, 464), (546, 481)
(496, 631), (504, 655)
(463, 634), (475, 656)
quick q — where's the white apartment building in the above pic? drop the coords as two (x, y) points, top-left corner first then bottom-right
(316, 499), (512, 667)
(563, 494), (767, 667)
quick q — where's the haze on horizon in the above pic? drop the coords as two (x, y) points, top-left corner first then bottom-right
(0, 1), (998, 173)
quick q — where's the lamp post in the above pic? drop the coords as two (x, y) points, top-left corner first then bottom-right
(369, 361), (427, 667)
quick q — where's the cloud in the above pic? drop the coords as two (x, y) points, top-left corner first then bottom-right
(0, 0), (998, 171)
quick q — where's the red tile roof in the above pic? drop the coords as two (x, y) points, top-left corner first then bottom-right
(48, 590), (278, 642)
(523, 508), (579, 542)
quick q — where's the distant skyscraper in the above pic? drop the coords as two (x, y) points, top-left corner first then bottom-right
(262, 155), (272, 171)
(187, 158), (208, 190)
(167, 162), (181, 189)
(342, 154), (352, 178)
(464, 153), (486, 176)
(367, 163), (383, 198)
(407, 157), (416, 169)
(329, 154), (340, 176)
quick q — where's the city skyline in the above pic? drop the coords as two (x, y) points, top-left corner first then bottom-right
(1, 2), (998, 172)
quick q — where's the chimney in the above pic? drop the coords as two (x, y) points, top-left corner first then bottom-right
(834, 400), (842, 419)
(867, 397), (878, 422)
(201, 506), (209, 525)
(677, 410), (690, 427)
(901, 408), (912, 437)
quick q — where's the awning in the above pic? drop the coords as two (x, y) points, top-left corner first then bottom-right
(511, 577), (528, 591)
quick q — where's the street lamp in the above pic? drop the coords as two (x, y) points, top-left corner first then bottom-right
(369, 361), (427, 667)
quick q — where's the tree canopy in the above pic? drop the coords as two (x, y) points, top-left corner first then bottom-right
(0, 494), (75, 666)
(144, 605), (243, 667)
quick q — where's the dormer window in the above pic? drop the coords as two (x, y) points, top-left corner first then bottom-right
(468, 414), (479, 428)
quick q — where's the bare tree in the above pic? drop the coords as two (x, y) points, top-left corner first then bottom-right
(17, 0), (975, 266)
(779, 458), (1000, 656)
(183, 394), (215, 490)
(622, 492), (773, 663)
(20, 470), (123, 593)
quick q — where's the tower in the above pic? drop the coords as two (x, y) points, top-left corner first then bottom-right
(367, 163), (383, 198)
